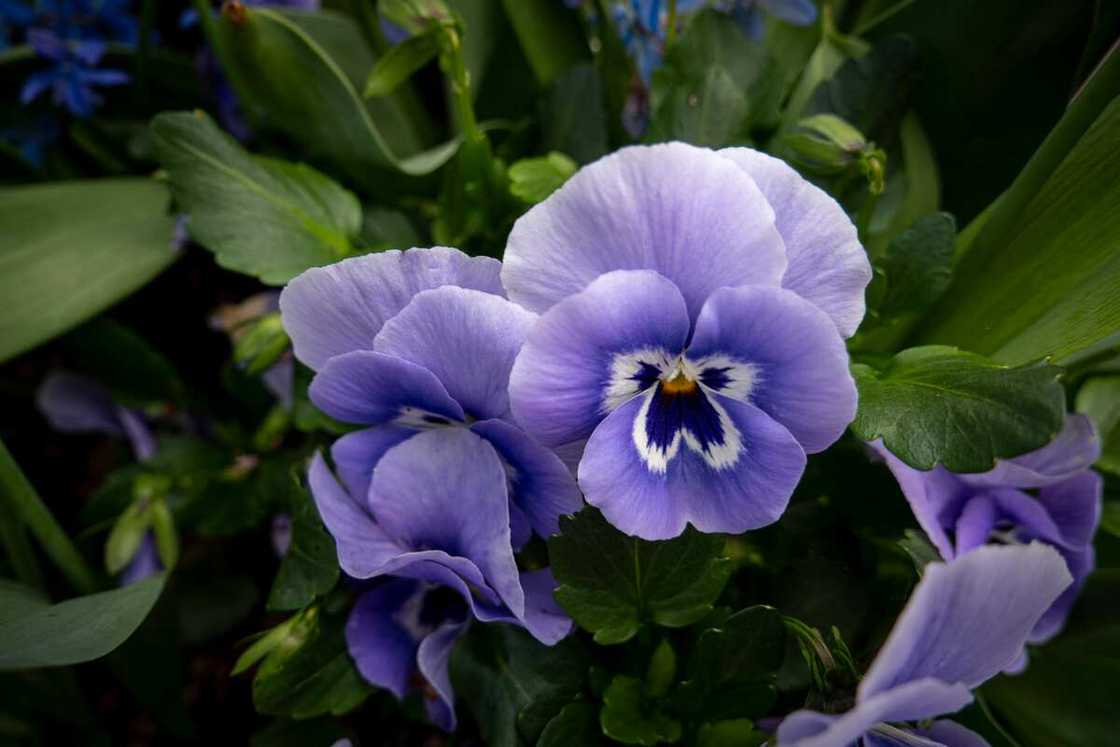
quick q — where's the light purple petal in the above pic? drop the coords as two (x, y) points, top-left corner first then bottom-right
(503, 143), (787, 320)
(417, 619), (469, 731)
(374, 287), (537, 421)
(953, 489), (1068, 554)
(1036, 470), (1102, 549)
(509, 270), (691, 448)
(518, 568), (575, 645)
(859, 543), (1073, 699)
(346, 581), (422, 699)
(37, 372), (124, 437)
(331, 425), (416, 504)
(471, 419), (583, 542)
(1030, 545), (1093, 644)
(307, 451), (403, 578)
(578, 392), (804, 539)
(776, 678), (973, 747)
(914, 720), (992, 747)
(279, 247), (504, 371)
(719, 147), (869, 338)
(688, 284), (857, 452)
(961, 415), (1100, 490)
(117, 407), (157, 461)
(368, 428), (525, 617)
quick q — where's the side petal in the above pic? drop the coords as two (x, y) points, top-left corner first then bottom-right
(509, 269), (691, 448)
(1030, 545), (1094, 644)
(369, 428), (525, 617)
(374, 286), (536, 421)
(471, 419), (583, 542)
(1035, 470), (1103, 549)
(503, 143), (787, 320)
(519, 568), (575, 645)
(279, 247), (504, 370)
(417, 619), (470, 731)
(331, 425), (416, 505)
(719, 147), (869, 338)
(859, 543), (1073, 700)
(961, 415), (1101, 489)
(346, 580), (423, 699)
(37, 372), (124, 436)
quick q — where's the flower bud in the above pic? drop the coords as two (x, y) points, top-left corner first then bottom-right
(233, 312), (290, 376)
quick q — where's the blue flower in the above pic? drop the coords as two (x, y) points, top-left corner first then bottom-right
(503, 143), (871, 539)
(21, 29), (128, 116)
(716, 0), (817, 39)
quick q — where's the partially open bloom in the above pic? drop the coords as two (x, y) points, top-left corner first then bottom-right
(776, 542), (1072, 747)
(870, 415), (1102, 664)
(505, 143), (870, 539)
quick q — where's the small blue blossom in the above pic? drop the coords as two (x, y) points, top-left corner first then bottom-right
(21, 29), (128, 117)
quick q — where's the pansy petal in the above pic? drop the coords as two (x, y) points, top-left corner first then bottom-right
(914, 720), (992, 747)
(954, 488), (1068, 553)
(279, 247), (504, 370)
(308, 451), (402, 578)
(776, 678), (973, 747)
(578, 392), (804, 539)
(37, 372), (124, 436)
(689, 284), (856, 452)
(417, 619), (469, 731)
(519, 568), (574, 645)
(503, 143), (787, 319)
(859, 543), (1073, 699)
(369, 428), (525, 616)
(1036, 470), (1102, 548)
(374, 287), (536, 421)
(961, 415), (1100, 489)
(331, 425), (415, 503)
(310, 351), (464, 426)
(345, 581), (422, 699)
(509, 270), (691, 448)
(471, 419), (583, 541)
(1030, 546), (1094, 644)
(719, 147), (869, 337)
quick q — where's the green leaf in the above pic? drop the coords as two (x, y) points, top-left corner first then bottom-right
(1075, 375), (1120, 475)
(542, 64), (608, 165)
(0, 574), (165, 670)
(645, 639), (677, 699)
(450, 624), (589, 747)
(267, 477), (339, 612)
(61, 319), (185, 407)
(851, 346), (1066, 472)
(538, 702), (606, 747)
(364, 30), (441, 97)
(151, 111), (360, 285)
(897, 529), (941, 573)
(0, 178), (175, 364)
(600, 675), (681, 746)
(508, 152), (577, 204)
(498, 0), (587, 86)
(697, 720), (767, 747)
(874, 212), (956, 318)
(650, 66), (747, 147)
(548, 507), (732, 644)
(105, 502), (151, 575)
(915, 96), (1120, 365)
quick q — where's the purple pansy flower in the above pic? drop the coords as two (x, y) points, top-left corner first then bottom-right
(870, 415), (1102, 661)
(503, 143), (871, 539)
(776, 542), (1073, 747)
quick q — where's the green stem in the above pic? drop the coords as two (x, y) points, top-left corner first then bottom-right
(666, 0), (678, 47)
(0, 505), (43, 590)
(856, 189), (880, 244)
(0, 439), (99, 595)
(444, 27), (483, 146)
(355, 0), (389, 56)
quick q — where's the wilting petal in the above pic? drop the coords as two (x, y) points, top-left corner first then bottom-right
(471, 419), (583, 542)
(961, 415), (1100, 490)
(776, 678), (972, 747)
(503, 143), (786, 320)
(509, 270), (691, 447)
(719, 147), (869, 338)
(308, 451), (402, 578)
(417, 618), (469, 731)
(279, 247), (504, 370)
(310, 351), (464, 426)
(1035, 470), (1102, 548)
(913, 720), (992, 747)
(688, 284), (856, 452)
(331, 425), (415, 504)
(860, 543), (1072, 699)
(374, 287), (536, 421)
(346, 580), (423, 699)
(578, 392), (804, 539)
(368, 428), (525, 617)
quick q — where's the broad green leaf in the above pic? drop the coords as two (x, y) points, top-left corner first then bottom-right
(267, 477), (339, 612)
(645, 639), (677, 699)
(874, 212), (956, 318)
(697, 720), (767, 747)
(548, 508), (732, 644)
(60, 319), (185, 406)
(364, 30), (440, 97)
(498, 0), (587, 86)
(542, 64), (608, 165)
(0, 574), (165, 670)
(151, 111), (360, 285)
(449, 624), (589, 747)
(1075, 375), (1120, 475)
(851, 346), (1066, 472)
(600, 675), (681, 746)
(0, 179), (175, 364)
(508, 152), (577, 204)
(650, 66), (747, 147)
(538, 702), (606, 747)
(916, 96), (1120, 365)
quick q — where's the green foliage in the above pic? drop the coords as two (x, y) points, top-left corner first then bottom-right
(60, 319), (185, 406)
(1075, 375), (1120, 475)
(364, 30), (442, 97)
(696, 720), (767, 747)
(0, 575), (165, 670)
(548, 508), (732, 644)
(508, 152), (577, 204)
(266, 476), (339, 612)
(600, 675), (681, 745)
(542, 64), (609, 164)
(498, 0), (587, 86)
(852, 345), (1066, 471)
(0, 179), (176, 364)
(870, 212), (956, 319)
(538, 702), (606, 747)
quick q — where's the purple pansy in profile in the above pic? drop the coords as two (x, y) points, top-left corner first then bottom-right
(776, 542), (1072, 747)
(870, 415), (1102, 665)
(504, 143), (870, 539)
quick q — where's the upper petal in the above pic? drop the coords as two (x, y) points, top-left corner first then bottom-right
(503, 143), (787, 320)
(374, 286), (537, 421)
(719, 147), (870, 338)
(1036, 470), (1102, 549)
(331, 424), (416, 505)
(688, 284), (857, 453)
(960, 415), (1100, 490)
(859, 543), (1073, 700)
(509, 269), (691, 448)
(279, 247), (504, 370)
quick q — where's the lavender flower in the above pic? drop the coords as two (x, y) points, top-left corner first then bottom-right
(870, 415), (1102, 665)
(503, 143), (871, 539)
(776, 543), (1073, 747)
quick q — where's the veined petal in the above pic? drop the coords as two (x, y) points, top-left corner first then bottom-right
(374, 286), (536, 421)
(310, 351), (464, 425)
(330, 425), (416, 505)
(279, 247), (503, 371)
(503, 143), (787, 320)
(346, 580), (424, 699)
(509, 269), (691, 448)
(1036, 470), (1102, 550)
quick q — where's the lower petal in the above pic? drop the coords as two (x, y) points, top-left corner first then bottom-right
(345, 581), (423, 699)
(417, 619), (470, 731)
